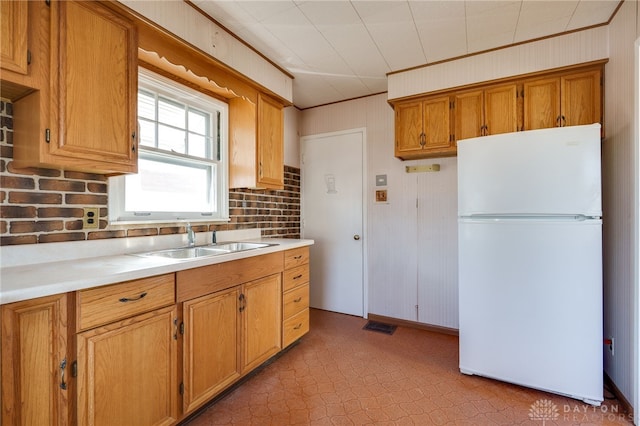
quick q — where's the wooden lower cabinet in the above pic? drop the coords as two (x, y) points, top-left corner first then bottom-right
(282, 247), (310, 347)
(181, 272), (282, 416)
(2, 248), (310, 424)
(182, 287), (241, 414)
(1, 294), (71, 426)
(76, 306), (178, 426)
(242, 273), (282, 372)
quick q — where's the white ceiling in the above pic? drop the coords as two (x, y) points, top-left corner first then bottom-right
(191, 0), (620, 109)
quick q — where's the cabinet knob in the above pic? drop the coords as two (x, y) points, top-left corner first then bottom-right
(354, 235), (360, 240)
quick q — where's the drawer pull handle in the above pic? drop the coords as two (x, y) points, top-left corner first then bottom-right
(294, 255), (303, 260)
(119, 292), (147, 303)
(293, 297), (302, 303)
(293, 323), (303, 330)
(293, 274), (302, 280)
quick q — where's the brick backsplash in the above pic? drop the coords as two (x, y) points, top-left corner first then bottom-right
(0, 100), (300, 246)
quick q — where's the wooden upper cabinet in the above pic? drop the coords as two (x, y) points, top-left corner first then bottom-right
(51, 1), (138, 172)
(394, 95), (453, 160)
(561, 69), (602, 127)
(0, 0), (28, 75)
(484, 84), (518, 135)
(257, 93), (285, 189)
(392, 63), (604, 160)
(0, 0), (49, 101)
(454, 90), (484, 140)
(12, 0), (138, 174)
(524, 68), (602, 131)
(523, 77), (561, 129)
(394, 99), (423, 156)
(229, 93), (285, 189)
(454, 84), (517, 141)
(2, 294), (71, 426)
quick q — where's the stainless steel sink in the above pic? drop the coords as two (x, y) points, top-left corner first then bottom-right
(132, 241), (277, 260)
(210, 242), (274, 251)
(134, 246), (232, 260)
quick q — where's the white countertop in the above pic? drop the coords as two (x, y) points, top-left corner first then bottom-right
(0, 231), (313, 305)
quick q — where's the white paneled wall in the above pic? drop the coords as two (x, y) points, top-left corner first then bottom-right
(388, 26), (609, 101)
(417, 159), (458, 327)
(602, 1), (638, 411)
(119, 0), (293, 103)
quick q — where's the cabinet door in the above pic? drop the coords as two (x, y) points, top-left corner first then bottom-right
(454, 90), (483, 140)
(484, 84), (518, 135)
(77, 306), (178, 426)
(257, 94), (284, 189)
(183, 288), (241, 414)
(50, 0), (138, 173)
(422, 96), (452, 150)
(0, 0), (28, 75)
(242, 273), (282, 372)
(2, 294), (70, 426)
(523, 77), (561, 130)
(395, 100), (424, 156)
(561, 69), (602, 127)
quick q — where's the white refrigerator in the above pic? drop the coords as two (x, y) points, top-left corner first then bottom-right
(457, 123), (603, 405)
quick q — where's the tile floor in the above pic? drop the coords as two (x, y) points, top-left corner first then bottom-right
(185, 309), (633, 425)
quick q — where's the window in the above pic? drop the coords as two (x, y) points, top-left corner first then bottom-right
(109, 68), (228, 223)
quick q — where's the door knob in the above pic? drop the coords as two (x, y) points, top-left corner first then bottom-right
(354, 235), (360, 240)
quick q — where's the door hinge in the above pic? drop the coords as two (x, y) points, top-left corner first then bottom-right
(45, 129), (50, 143)
(27, 49), (31, 65)
(71, 360), (78, 378)
(415, 198), (418, 209)
(179, 382), (184, 395)
(180, 322), (185, 335)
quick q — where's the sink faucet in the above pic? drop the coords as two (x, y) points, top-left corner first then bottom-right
(211, 230), (217, 245)
(186, 223), (195, 247)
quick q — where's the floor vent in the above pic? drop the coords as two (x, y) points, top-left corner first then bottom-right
(363, 321), (397, 335)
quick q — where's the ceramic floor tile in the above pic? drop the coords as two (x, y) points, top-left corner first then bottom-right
(184, 309), (633, 426)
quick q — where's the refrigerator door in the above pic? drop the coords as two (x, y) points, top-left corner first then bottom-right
(457, 124), (602, 217)
(458, 218), (603, 403)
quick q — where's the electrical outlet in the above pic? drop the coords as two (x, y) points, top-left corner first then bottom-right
(83, 207), (99, 230)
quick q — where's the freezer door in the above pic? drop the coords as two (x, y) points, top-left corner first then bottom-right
(457, 124), (601, 217)
(458, 218), (603, 403)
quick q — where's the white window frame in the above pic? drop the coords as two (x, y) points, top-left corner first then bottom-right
(108, 68), (229, 224)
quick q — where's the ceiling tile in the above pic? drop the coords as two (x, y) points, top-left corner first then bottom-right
(411, 1), (468, 63)
(514, 1), (578, 42)
(465, 1), (521, 52)
(299, 2), (390, 76)
(568, 0), (620, 30)
(353, 1), (427, 71)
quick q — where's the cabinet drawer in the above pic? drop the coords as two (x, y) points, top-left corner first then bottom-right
(283, 284), (309, 319)
(282, 308), (309, 348)
(77, 274), (175, 331)
(284, 247), (309, 270)
(283, 264), (309, 292)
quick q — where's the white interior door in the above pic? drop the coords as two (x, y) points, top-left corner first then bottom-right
(301, 129), (364, 317)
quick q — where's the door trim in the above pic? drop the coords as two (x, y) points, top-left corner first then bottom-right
(300, 127), (368, 317)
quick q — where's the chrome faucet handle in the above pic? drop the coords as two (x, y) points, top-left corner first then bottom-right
(211, 230), (217, 245)
(186, 223), (195, 247)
